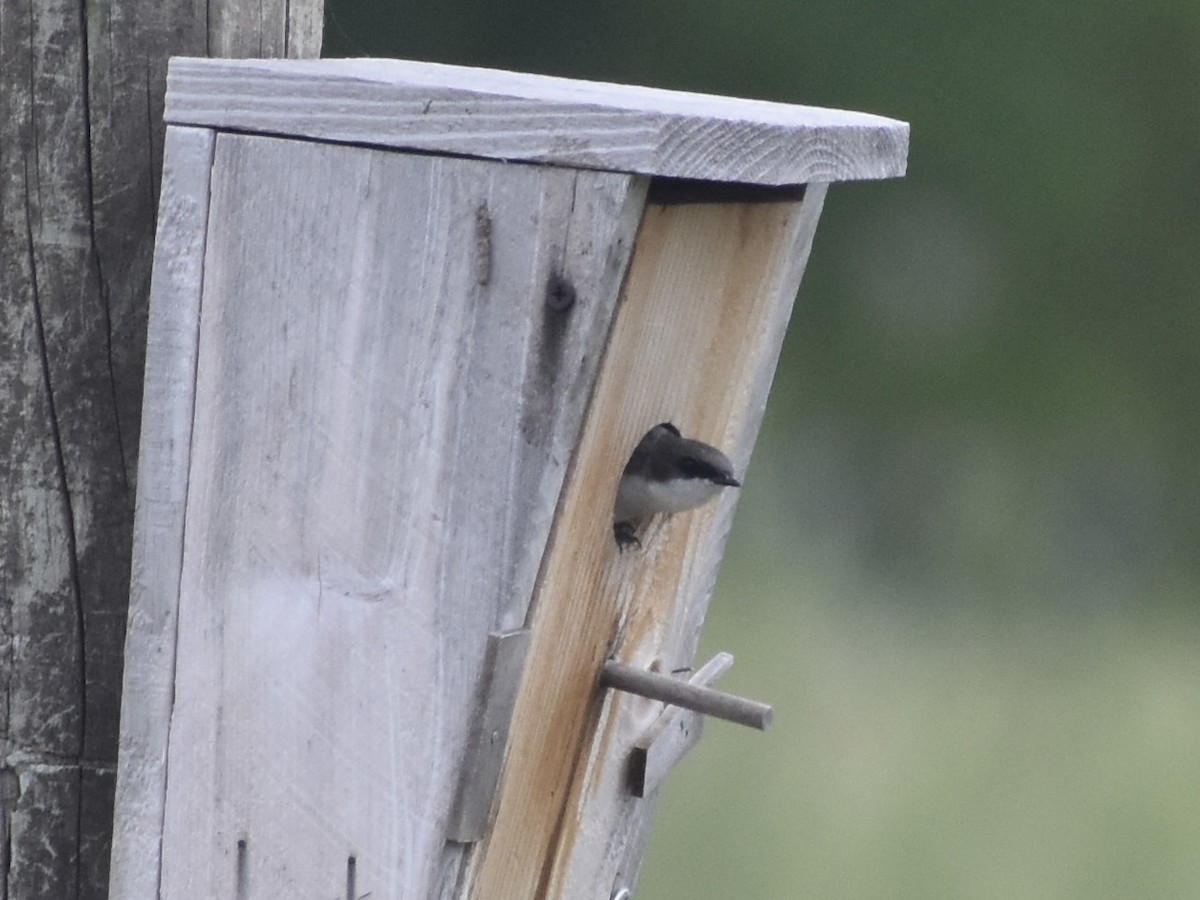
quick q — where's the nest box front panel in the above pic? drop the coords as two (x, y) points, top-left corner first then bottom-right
(156, 132), (642, 900)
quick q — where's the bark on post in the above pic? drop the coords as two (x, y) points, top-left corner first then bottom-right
(111, 59), (907, 899)
(0, 4), (322, 898)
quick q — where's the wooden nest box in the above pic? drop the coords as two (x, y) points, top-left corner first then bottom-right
(111, 58), (907, 900)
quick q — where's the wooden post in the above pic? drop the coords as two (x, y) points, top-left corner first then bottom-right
(111, 58), (907, 900)
(0, 4), (322, 898)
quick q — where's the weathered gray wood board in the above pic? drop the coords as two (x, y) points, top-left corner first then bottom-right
(1, 3), (322, 898)
(164, 57), (908, 185)
(109, 125), (216, 900)
(149, 133), (642, 899)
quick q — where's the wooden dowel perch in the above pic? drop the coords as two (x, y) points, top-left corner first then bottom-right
(599, 660), (774, 731)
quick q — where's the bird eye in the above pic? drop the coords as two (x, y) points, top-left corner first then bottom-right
(678, 456), (705, 477)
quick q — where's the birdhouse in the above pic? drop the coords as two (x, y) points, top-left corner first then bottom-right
(110, 58), (907, 900)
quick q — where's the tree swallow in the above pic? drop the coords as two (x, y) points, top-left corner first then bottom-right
(613, 422), (741, 549)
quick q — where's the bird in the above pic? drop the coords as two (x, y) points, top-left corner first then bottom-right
(613, 422), (740, 549)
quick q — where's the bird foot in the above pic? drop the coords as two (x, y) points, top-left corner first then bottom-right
(613, 521), (641, 551)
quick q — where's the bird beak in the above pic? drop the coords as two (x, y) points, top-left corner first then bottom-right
(716, 474), (741, 488)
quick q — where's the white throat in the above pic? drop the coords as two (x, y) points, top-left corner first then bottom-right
(616, 473), (724, 521)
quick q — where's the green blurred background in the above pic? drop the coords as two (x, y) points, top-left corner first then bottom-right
(325, 3), (1200, 897)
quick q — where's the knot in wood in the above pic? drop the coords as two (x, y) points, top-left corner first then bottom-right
(545, 270), (577, 312)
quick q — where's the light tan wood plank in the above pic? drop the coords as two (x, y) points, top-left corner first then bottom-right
(165, 57), (908, 185)
(156, 133), (644, 900)
(468, 183), (828, 900)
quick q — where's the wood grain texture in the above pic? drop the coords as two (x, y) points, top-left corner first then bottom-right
(207, 0), (323, 58)
(164, 57), (909, 186)
(1, 0), (321, 894)
(466, 183), (829, 900)
(108, 125), (215, 900)
(153, 133), (644, 900)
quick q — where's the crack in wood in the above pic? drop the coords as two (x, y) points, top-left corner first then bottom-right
(75, 0), (130, 490)
(23, 152), (89, 900)
(235, 839), (248, 900)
